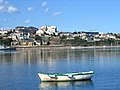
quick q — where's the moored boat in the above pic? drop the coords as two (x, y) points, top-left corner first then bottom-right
(38, 71), (94, 82)
(0, 46), (16, 51)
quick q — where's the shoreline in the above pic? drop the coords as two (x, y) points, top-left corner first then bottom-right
(71, 45), (120, 49)
(11, 45), (120, 50)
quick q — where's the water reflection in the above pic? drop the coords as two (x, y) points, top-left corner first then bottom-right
(39, 80), (93, 90)
(0, 47), (120, 65)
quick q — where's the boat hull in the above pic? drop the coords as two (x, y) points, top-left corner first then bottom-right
(0, 46), (16, 51)
(38, 71), (94, 82)
(0, 47), (16, 51)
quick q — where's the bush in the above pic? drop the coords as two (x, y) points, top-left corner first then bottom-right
(0, 38), (12, 46)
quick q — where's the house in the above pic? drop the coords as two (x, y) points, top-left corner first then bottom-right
(0, 30), (8, 35)
(37, 25), (58, 36)
(36, 29), (44, 36)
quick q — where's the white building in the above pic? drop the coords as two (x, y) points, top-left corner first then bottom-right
(0, 30), (8, 35)
(38, 25), (57, 35)
(36, 29), (44, 36)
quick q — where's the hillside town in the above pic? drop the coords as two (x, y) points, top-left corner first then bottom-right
(0, 25), (120, 47)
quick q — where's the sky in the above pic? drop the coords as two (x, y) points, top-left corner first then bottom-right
(0, 0), (120, 33)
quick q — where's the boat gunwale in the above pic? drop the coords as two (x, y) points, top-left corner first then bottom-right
(38, 71), (94, 76)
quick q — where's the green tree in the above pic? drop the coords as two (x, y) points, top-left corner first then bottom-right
(0, 38), (12, 47)
(35, 35), (42, 40)
(60, 35), (67, 40)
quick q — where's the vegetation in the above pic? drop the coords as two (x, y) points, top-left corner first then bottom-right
(55, 36), (119, 46)
(1, 30), (120, 47)
(0, 38), (12, 47)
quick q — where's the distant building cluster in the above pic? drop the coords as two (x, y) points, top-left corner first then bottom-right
(60, 31), (117, 42)
(36, 25), (58, 36)
(0, 25), (120, 46)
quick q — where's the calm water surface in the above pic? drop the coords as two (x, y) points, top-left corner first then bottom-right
(0, 47), (120, 90)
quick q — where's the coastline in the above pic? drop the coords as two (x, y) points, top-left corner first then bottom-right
(12, 45), (71, 50)
(71, 45), (120, 49)
(11, 45), (120, 50)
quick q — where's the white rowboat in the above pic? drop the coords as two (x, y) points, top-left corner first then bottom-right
(38, 71), (94, 82)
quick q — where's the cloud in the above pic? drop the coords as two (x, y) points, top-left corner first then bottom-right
(42, 1), (47, 7)
(24, 19), (31, 24)
(53, 11), (62, 16)
(0, 0), (18, 13)
(0, 18), (7, 23)
(3, 18), (7, 22)
(45, 8), (49, 13)
(41, 1), (64, 16)
(8, 5), (18, 13)
(41, 1), (49, 14)
(0, 0), (4, 4)
(28, 7), (33, 12)
(0, 5), (5, 12)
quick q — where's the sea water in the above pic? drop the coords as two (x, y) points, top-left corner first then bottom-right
(0, 47), (120, 90)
